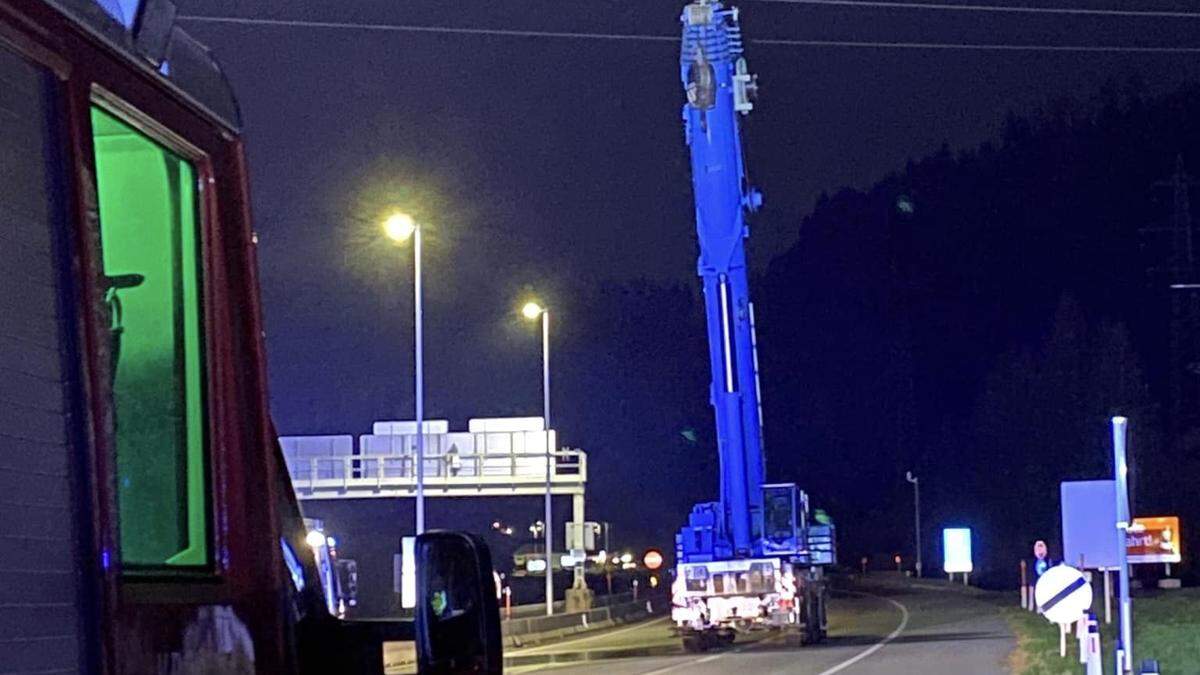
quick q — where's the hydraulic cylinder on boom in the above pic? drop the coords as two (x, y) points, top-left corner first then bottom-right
(671, 1), (836, 651)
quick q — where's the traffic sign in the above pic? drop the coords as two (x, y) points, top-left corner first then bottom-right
(643, 549), (664, 571)
(1033, 540), (1050, 578)
(1035, 565), (1093, 624)
(1127, 516), (1181, 564)
(1061, 480), (1121, 569)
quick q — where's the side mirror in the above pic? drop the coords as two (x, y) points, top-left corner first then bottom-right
(415, 531), (502, 674)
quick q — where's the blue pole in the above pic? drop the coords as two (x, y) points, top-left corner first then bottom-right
(1111, 416), (1133, 673)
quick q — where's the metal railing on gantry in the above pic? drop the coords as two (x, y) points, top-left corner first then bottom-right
(280, 419), (587, 500)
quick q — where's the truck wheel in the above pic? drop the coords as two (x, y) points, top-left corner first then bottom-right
(717, 631), (735, 647)
(683, 635), (708, 653)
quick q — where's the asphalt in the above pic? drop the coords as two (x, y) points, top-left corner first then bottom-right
(504, 575), (1016, 674)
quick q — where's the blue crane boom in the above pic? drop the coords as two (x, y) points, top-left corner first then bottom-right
(672, 2), (834, 650)
(679, 0), (766, 561)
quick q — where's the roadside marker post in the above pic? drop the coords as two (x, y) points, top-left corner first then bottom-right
(1019, 560), (1028, 609)
(1084, 612), (1103, 675)
(1104, 569), (1112, 625)
(1076, 610), (1087, 664)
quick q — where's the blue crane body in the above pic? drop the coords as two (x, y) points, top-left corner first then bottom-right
(672, 1), (835, 649)
(679, 0), (765, 561)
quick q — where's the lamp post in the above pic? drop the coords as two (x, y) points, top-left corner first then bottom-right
(1112, 416), (1133, 673)
(384, 212), (425, 534)
(522, 301), (553, 616)
(905, 471), (921, 577)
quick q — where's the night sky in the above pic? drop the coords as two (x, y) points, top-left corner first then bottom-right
(177, 1), (1200, 584)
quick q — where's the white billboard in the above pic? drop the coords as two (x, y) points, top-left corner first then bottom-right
(943, 528), (973, 573)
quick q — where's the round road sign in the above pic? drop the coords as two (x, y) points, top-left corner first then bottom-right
(1034, 565), (1093, 624)
(643, 549), (664, 570)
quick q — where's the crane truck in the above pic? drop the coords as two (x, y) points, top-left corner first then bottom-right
(671, 1), (837, 651)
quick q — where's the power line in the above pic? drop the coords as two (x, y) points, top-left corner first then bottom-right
(176, 15), (676, 43)
(177, 15), (1200, 53)
(747, 0), (1200, 20)
(759, 38), (1200, 53)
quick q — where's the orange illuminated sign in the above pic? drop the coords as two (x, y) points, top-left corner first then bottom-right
(643, 549), (664, 571)
(1127, 516), (1181, 564)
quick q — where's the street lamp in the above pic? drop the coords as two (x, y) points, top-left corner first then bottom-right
(521, 300), (553, 616)
(906, 471), (921, 577)
(305, 529), (327, 549)
(383, 212), (426, 535)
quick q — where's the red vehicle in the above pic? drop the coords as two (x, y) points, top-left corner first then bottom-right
(0, 1), (500, 672)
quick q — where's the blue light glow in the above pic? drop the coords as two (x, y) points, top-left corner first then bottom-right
(280, 538), (305, 593)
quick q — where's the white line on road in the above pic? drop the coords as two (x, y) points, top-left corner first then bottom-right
(815, 591), (910, 675)
(508, 615), (671, 656)
(637, 590), (910, 675)
(635, 630), (788, 675)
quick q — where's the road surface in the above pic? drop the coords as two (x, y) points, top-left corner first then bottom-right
(505, 577), (1014, 674)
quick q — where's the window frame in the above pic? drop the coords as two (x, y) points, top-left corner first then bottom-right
(89, 88), (218, 578)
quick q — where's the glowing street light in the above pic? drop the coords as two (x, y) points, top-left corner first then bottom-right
(383, 212), (417, 242)
(305, 530), (327, 549)
(522, 301), (545, 320)
(383, 211), (426, 535)
(521, 299), (553, 615)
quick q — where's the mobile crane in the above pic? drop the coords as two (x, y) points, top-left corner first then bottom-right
(671, 1), (836, 651)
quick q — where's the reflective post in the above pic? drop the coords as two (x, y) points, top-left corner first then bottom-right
(1019, 560), (1027, 609)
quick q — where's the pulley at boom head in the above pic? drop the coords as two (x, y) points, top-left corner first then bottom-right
(681, 2), (759, 116)
(680, 0), (763, 278)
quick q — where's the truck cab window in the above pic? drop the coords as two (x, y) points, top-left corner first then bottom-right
(91, 105), (209, 569)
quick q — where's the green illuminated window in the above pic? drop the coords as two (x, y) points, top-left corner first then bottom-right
(91, 105), (209, 569)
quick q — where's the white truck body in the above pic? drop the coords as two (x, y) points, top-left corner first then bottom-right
(671, 558), (799, 631)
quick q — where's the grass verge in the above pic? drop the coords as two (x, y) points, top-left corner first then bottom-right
(1004, 587), (1200, 674)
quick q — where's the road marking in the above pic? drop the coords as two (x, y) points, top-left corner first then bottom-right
(508, 615), (671, 656)
(815, 591), (910, 675)
(635, 630), (788, 675)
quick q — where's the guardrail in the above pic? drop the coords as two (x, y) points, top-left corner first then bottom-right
(502, 594), (667, 648)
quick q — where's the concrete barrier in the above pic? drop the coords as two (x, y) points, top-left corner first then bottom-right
(505, 592), (635, 620)
(502, 595), (666, 648)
